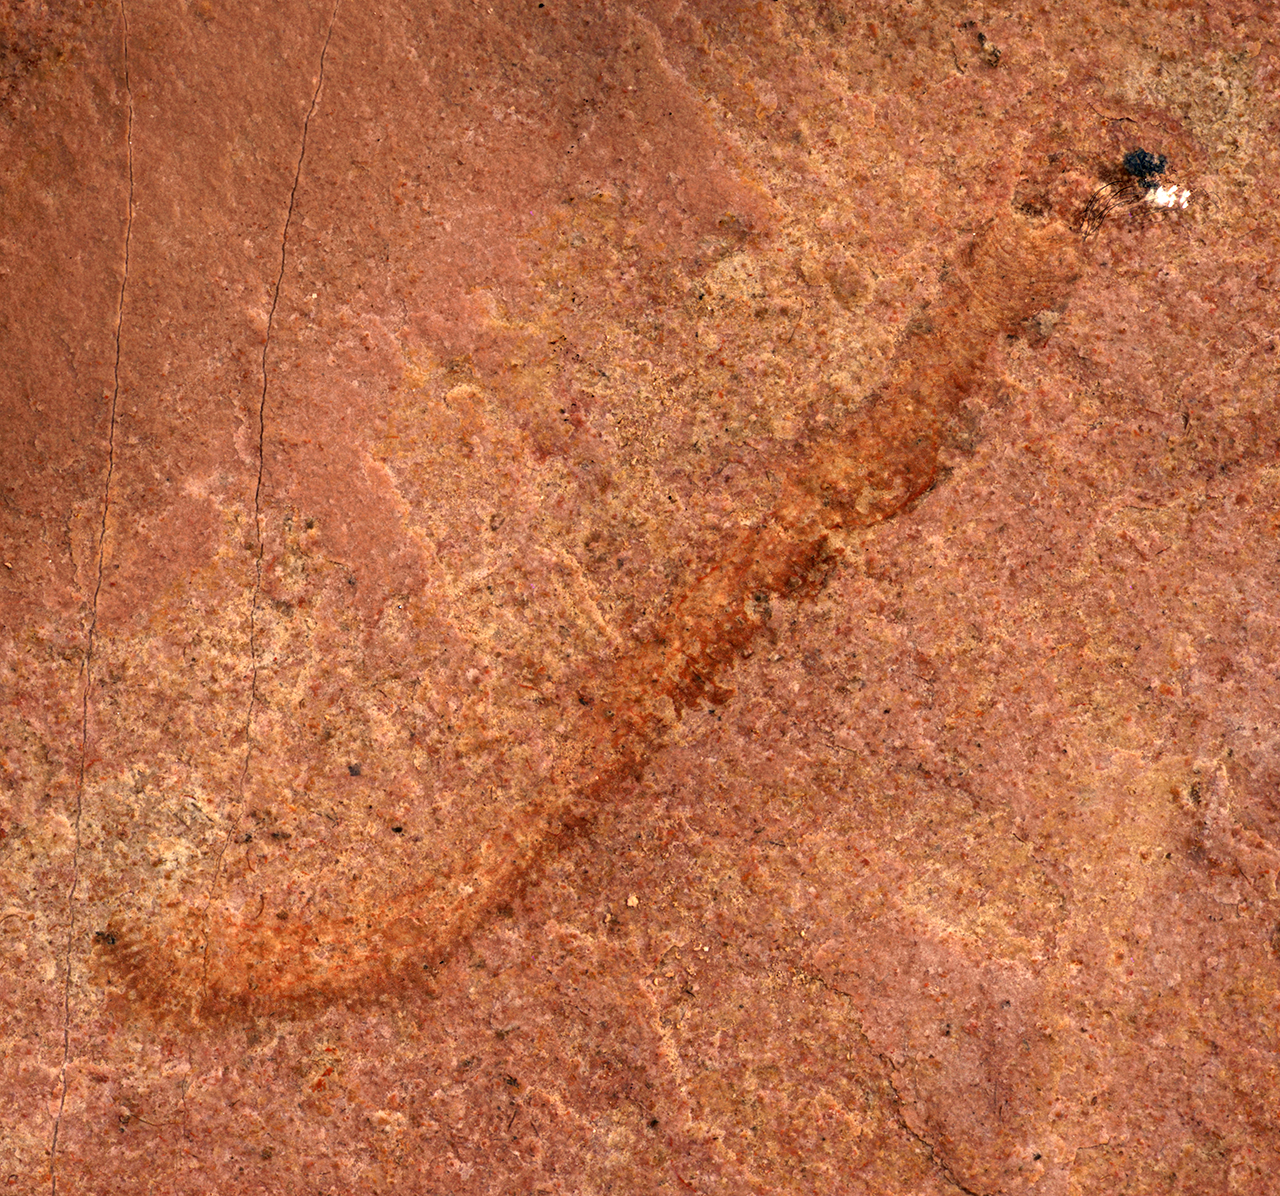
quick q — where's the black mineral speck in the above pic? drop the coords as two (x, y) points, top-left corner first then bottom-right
(1123, 148), (1167, 185)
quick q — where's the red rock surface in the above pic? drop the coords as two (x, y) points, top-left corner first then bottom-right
(3, 2), (1278, 1193)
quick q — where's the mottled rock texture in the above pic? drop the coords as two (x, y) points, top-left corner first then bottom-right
(2, 1), (1278, 1194)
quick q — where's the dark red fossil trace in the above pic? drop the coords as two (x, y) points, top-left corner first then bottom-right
(93, 204), (1086, 1029)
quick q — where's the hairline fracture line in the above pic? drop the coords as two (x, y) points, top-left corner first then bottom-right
(196, 1), (342, 1007)
(49, 3), (134, 1193)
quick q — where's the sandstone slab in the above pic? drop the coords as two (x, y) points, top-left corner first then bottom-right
(3, 2), (1278, 1193)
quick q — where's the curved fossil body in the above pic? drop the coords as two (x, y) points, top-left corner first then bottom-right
(95, 207), (1086, 1028)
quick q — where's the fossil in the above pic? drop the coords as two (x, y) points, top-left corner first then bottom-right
(93, 200), (1091, 1028)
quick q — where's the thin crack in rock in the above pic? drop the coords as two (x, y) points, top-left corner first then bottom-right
(818, 973), (986, 1196)
(882, 1059), (987, 1196)
(49, 3), (134, 1192)
(194, 0), (342, 1011)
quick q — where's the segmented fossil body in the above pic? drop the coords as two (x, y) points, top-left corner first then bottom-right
(97, 205), (1087, 1027)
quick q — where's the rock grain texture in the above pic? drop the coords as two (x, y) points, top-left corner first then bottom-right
(2, 2), (1278, 1194)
